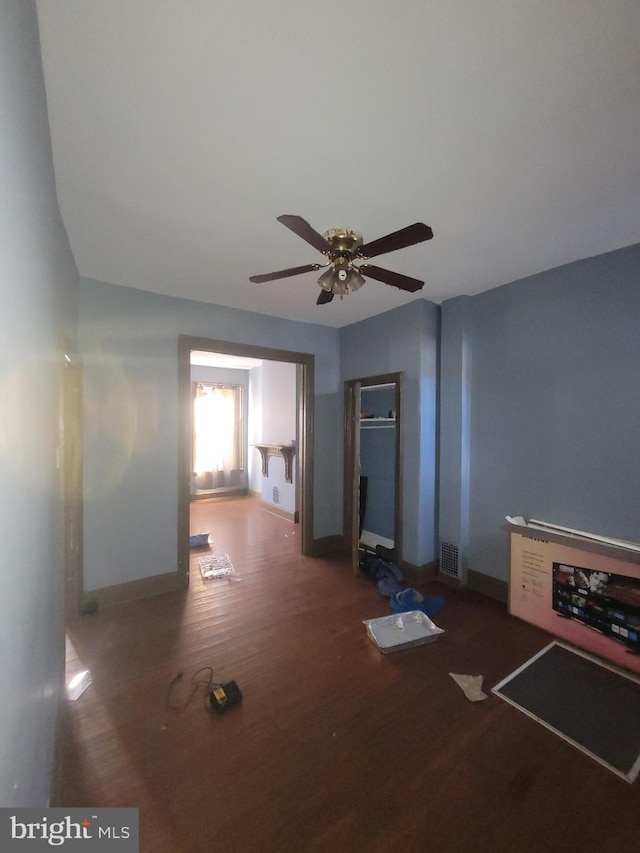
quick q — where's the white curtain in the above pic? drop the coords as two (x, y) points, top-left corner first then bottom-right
(193, 384), (240, 481)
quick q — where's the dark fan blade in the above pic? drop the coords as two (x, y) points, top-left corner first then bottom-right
(356, 222), (433, 259)
(316, 289), (334, 305)
(359, 264), (424, 293)
(277, 215), (332, 255)
(249, 263), (322, 283)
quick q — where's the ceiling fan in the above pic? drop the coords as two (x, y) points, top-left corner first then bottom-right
(249, 215), (434, 305)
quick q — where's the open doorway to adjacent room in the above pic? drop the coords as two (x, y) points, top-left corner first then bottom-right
(190, 349), (261, 500)
(177, 336), (315, 588)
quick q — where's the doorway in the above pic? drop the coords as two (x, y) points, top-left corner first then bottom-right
(178, 335), (315, 586)
(343, 372), (403, 573)
(190, 350), (260, 499)
(60, 345), (83, 621)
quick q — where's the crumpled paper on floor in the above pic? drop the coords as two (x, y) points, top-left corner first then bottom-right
(449, 672), (488, 702)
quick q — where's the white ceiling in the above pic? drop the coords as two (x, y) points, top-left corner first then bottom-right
(36, 1), (640, 329)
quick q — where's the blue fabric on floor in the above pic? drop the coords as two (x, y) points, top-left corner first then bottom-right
(377, 575), (403, 597)
(360, 553), (403, 584)
(390, 588), (443, 618)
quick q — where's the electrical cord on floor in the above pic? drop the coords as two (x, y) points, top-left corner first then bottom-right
(166, 666), (221, 712)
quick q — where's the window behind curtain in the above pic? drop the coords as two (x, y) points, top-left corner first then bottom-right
(192, 383), (244, 484)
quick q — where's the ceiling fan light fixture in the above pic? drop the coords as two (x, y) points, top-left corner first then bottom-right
(317, 268), (335, 291)
(253, 214), (432, 305)
(333, 278), (349, 297)
(349, 268), (366, 291)
(318, 262), (366, 297)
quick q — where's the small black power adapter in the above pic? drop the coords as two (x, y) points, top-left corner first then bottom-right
(210, 680), (242, 714)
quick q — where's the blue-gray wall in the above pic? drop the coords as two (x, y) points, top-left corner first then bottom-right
(340, 300), (440, 567)
(78, 278), (341, 592)
(0, 0), (79, 805)
(258, 360), (298, 512)
(440, 243), (640, 582)
(79, 284), (442, 588)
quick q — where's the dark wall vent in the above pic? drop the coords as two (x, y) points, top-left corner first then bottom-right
(440, 541), (460, 579)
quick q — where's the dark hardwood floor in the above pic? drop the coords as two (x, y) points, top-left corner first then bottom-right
(56, 496), (640, 852)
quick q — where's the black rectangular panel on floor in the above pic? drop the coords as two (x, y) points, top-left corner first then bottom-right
(492, 641), (640, 782)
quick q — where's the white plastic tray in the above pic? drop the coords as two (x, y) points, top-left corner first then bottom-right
(364, 610), (444, 653)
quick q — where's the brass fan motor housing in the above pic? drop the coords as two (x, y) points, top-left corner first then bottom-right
(323, 227), (363, 259)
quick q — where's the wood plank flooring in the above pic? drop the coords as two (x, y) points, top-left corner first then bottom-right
(56, 496), (640, 852)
